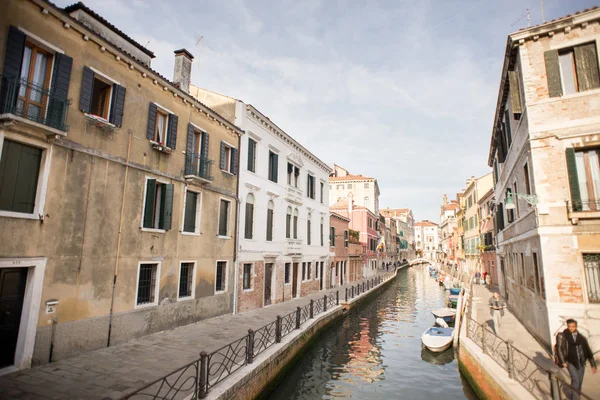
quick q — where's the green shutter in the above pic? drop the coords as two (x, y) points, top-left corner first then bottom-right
(272, 153), (278, 183)
(544, 50), (563, 98)
(247, 139), (255, 172)
(0, 140), (41, 213)
(508, 70), (522, 114)
(143, 179), (156, 228)
(160, 184), (174, 230)
(574, 42), (600, 92)
(244, 202), (253, 239)
(183, 191), (197, 232)
(565, 148), (582, 211)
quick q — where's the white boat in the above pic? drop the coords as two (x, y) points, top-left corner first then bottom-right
(421, 326), (454, 353)
(432, 308), (457, 323)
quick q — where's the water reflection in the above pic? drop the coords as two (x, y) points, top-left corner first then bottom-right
(267, 267), (478, 400)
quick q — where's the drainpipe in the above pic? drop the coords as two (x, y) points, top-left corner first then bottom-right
(232, 129), (243, 315)
(106, 128), (132, 347)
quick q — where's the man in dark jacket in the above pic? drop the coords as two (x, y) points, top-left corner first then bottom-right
(556, 319), (597, 399)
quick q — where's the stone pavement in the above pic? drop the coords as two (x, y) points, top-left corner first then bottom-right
(0, 269), (396, 400)
(471, 284), (600, 398)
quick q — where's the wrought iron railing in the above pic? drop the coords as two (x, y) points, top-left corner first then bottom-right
(567, 199), (600, 213)
(184, 152), (213, 181)
(123, 272), (393, 399)
(0, 76), (70, 132)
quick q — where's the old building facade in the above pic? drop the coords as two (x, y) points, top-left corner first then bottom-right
(477, 188), (497, 285)
(415, 220), (439, 260)
(0, 0), (242, 369)
(329, 164), (380, 216)
(488, 8), (600, 350)
(463, 173), (493, 275)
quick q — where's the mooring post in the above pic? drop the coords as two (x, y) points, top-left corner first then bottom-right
(310, 299), (314, 318)
(276, 315), (282, 343)
(345, 288), (348, 302)
(506, 340), (515, 379)
(247, 329), (255, 364)
(336, 290), (339, 305)
(324, 295), (328, 312)
(296, 306), (301, 329)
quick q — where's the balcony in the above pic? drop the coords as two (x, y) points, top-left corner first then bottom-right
(567, 200), (600, 220)
(0, 76), (70, 134)
(184, 153), (213, 185)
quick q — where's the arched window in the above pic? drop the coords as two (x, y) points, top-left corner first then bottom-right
(320, 217), (325, 246)
(244, 194), (254, 239)
(293, 209), (299, 239)
(307, 212), (312, 245)
(286, 206), (292, 239)
(266, 200), (274, 241)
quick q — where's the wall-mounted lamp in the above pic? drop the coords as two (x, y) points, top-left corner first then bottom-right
(505, 192), (538, 210)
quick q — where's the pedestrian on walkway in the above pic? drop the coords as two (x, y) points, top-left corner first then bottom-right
(488, 292), (505, 334)
(556, 319), (597, 399)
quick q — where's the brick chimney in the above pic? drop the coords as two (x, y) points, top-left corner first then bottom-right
(173, 49), (193, 93)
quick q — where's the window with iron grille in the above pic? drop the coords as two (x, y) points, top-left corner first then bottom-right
(307, 262), (312, 280)
(583, 254), (600, 304)
(302, 262), (307, 281)
(243, 263), (252, 290)
(178, 262), (194, 299)
(137, 263), (158, 306)
(284, 263), (291, 284)
(344, 230), (349, 248)
(216, 261), (227, 292)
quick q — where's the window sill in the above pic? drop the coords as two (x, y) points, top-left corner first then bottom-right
(84, 113), (116, 132)
(0, 113), (67, 136)
(221, 170), (235, 176)
(181, 231), (200, 236)
(218, 235), (231, 240)
(135, 302), (158, 310)
(0, 210), (42, 220)
(141, 227), (166, 233)
(150, 141), (172, 154)
(215, 290), (227, 295)
(243, 288), (254, 293)
(177, 295), (195, 302)
(568, 210), (600, 221)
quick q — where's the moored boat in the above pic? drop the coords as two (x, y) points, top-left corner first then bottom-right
(448, 294), (459, 308)
(449, 287), (461, 295)
(432, 307), (456, 323)
(421, 326), (454, 353)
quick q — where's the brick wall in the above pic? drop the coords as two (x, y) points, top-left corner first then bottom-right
(237, 261), (265, 313)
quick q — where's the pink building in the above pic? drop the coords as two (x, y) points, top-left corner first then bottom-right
(478, 189), (497, 285)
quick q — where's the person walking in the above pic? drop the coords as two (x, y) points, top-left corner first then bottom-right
(556, 319), (597, 399)
(488, 292), (505, 334)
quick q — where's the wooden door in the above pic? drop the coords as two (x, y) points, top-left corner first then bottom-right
(292, 263), (299, 298)
(264, 263), (273, 306)
(0, 268), (28, 368)
(319, 262), (324, 290)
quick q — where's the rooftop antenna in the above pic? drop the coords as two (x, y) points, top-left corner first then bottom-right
(511, 9), (531, 28)
(195, 36), (204, 75)
(541, 0), (546, 23)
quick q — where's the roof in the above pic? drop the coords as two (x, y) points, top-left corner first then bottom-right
(331, 199), (373, 214)
(442, 202), (460, 211)
(415, 220), (438, 227)
(63, 2), (155, 58)
(330, 212), (351, 222)
(517, 6), (599, 33)
(330, 174), (375, 182)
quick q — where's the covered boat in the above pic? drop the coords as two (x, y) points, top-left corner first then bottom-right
(432, 307), (456, 323)
(449, 287), (461, 295)
(421, 326), (454, 353)
(448, 294), (459, 308)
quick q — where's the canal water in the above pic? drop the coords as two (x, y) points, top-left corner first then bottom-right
(266, 266), (478, 400)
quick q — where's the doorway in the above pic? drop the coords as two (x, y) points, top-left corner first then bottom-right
(319, 262), (324, 290)
(264, 263), (273, 306)
(292, 262), (299, 298)
(0, 268), (28, 368)
(340, 262), (345, 285)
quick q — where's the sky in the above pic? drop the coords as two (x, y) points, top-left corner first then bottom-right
(55, 0), (598, 222)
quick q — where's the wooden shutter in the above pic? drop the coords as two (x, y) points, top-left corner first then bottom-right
(247, 139), (255, 171)
(307, 220), (311, 245)
(147, 103), (157, 140)
(185, 123), (195, 175)
(508, 70), (522, 115)
(272, 153), (278, 182)
(245, 203), (253, 239)
(231, 148), (238, 175)
(220, 141), (226, 170)
(183, 191), (197, 232)
(504, 110), (512, 146)
(0, 26), (25, 113)
(201, 132), (209, 177)
(267, 208), (273, 241)
(0, 140), (41, 214)
(79, 66), (95, 113)
(496, 203), (505, 233)
(565, 148), (582, 211)
(574, 43), (600, 92)
(109, 84), (126, 126)
(544, 50), (563, 98)
(47, 53), (73, 130)
(160, 183), (174, 230)
(166, 114), (178, 150)
(143, 179), (156, 228)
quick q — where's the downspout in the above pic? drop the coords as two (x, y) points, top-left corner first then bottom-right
(107, 128), (132, 347)
(232, 103), (244, 315)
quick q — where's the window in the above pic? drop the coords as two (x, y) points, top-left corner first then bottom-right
(220, 142), (238, 174)
(287, 163), (299, 187)
(546, 42), (600, 97)
(520, 253), (525, 286)
(567, 147), (600, 211)
(302, 262), (307, 281)
(286, 206), (292, 239)
(178, 262), (195, 299)
(136, 263), (159, 306)
(583, 254), (599, 303)
(216, 261), (227, 292)
(156, 109), (168, 143)
(532, 252), (541, 295)
(284, 263), (291, 284)
(218, 199), (231, 237)
(18, 42), (52, 123)
(336, 184), (343, 190)
(524, 163), (531, 196)
(347, 184), (353, 189)
(244, 194), (254, 239)
(330, 227), (335, 247)
(320, 182), (324, 203)
(364, 183), (370, 188)
(308, 262), (312, 279)
(307, 213), (312, 245)
(182, 190), (200, 234)
(266, 200), (274, 241)
(344, 230), (349, 248)
(185, 125), (210, 178)
(0, 139), (42, 214)
(142, 179), (174, 230)
(293, 209), (299, 239)
(80, 67), (126, 126)
(364, 197), (369, 208)
(243, 263), (252, 290)
(320, 217), (324, 246)
(268, 151), (278, 182)
(247, 138), (256, 172)
(307, 175), (315, 199)
(506, 188), (514, 223)
(316, 262), (320, 279)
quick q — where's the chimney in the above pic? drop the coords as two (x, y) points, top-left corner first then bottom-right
(173, 49), (193, 93)
(443, 194), (447, 205)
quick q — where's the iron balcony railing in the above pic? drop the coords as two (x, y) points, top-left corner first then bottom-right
(184, 152), (213, 181)
(567, 199), (600, 213)
(0, 76), (70, 132)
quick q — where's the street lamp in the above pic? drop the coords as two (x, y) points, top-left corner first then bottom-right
(505, 192), (539, 210)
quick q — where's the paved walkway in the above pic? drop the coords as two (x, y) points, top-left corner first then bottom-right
(471, 284), (600, 398)
(0, 269), (396, 400)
